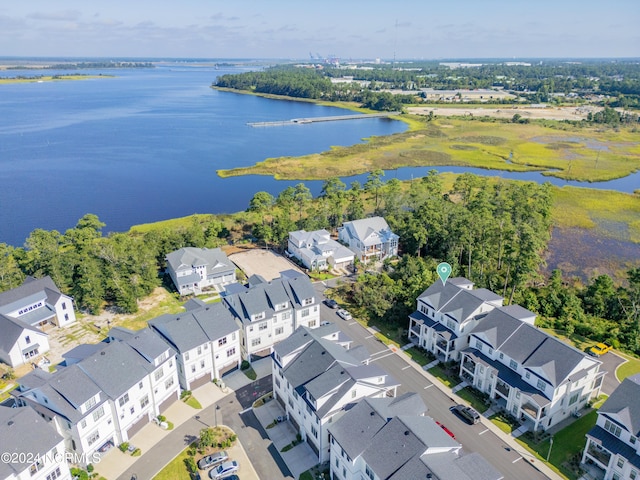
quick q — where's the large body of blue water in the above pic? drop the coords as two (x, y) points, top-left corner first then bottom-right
(1, 63), (638, 247)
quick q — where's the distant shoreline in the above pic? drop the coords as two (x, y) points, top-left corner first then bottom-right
(0, 74), (114, 84)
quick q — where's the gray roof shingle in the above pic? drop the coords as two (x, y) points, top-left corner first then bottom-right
(598, 375), (640, 436)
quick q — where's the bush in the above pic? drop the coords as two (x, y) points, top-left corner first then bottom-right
(157, 415), (166, 422)
(70, 468), (89, 480)
(180, 390), (192, 399)
(131, 448), (141, 457)
(184, 457), (197, 474)
(86, 464), (94, 473)
(241, 360), (250, 371)
(118, 442), (129, 452)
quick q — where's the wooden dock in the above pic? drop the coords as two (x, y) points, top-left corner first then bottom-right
(247, 112), (400, 127)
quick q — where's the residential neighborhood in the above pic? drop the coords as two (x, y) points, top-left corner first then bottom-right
(0, 223), (635, 480)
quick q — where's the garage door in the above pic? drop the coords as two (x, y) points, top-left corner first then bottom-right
(189, 373), (211, 390)
(126, 415), (150, 440)
(250, 348), (271, 362)
(220, 362), (238, 378)
(158, 393), (178, 413)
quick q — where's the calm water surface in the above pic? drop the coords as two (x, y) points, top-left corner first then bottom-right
(1, 64), (638, 247)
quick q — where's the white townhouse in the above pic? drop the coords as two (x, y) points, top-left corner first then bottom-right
(0, 405), (72, 480)
(328, 394), (503, 480)
(272, 325), (399, 463)
(165, 247), (237, 296)
(12, 332), (179, 464)
(287, 229), (354, 271)
(149, 300), (241, 390)
(337, 216), (399, 263)
(459, 305), (604, 432)
(223, 270), (320, 361)
(408, 277), (504, 362)
(0, 314), (50, 368)
(582, 374), (640, 480)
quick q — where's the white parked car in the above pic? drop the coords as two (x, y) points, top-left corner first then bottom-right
(209, 460), (239, 479)
(337, 309), (352, 321)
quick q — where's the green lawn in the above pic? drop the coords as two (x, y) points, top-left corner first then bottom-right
(243, 367), (257, 381)
(456, 387), (490, 413)
(516, 410), (598, 480)
(152, 448), (191, 480)
(427, 364), (459, 388)
(184, 395), (202, 409)
(489, 413), (517, 434)
(615, 353), (640, 381)
(404, 347), (435, 367)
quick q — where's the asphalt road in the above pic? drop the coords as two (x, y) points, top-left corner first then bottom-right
(315, 281), (550, 480)
(599, 351), (625, 396)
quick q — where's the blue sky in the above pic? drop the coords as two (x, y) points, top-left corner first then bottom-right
(1, 0), (638, 59)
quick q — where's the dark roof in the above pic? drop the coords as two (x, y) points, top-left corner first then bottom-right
(0, 276), (62, 309)
(0, 406), (64, 478)
(587, 425), (640, 470)
(598, 375), (640, 436)
(108, 327), (174, 367)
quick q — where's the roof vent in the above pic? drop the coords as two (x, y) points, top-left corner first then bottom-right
(101, 351), (106, 355)
(321, 351), (326, 355)
(7, 421), (14, 426)
(404, 430), (410, 436)
(370, 411), (375, 416)
(340, 371), (344, 375)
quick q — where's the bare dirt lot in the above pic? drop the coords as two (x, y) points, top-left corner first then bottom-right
(408, 105), (602, 121)
(229, 248), (303, 281)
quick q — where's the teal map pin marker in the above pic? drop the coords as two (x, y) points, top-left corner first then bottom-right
(437, 262), (452, 285)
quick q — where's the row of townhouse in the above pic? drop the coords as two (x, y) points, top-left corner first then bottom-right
(0, 276), (77, 368)
(409, 277), (604, 432)
(582, 374), (640, 480)
(329, 393), (503, 480)
(0, 406), (71, 480)
(11, 328), (179, 463)
(272, 324), (504, 479)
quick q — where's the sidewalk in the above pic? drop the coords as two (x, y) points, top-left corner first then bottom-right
(96, 373), (260, 480)
(394, 343), (564, 480)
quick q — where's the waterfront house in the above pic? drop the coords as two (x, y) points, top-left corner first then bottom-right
(166, 247), (236, 296)
(337, 217), (399, 263)
(287, 229), (354, 271)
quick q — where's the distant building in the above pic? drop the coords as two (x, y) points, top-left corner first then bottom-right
(287, 229), (354, 271)
(338, 217), (398, 263)
(582, 374), (640, 480)
(165, 247), (236, 296)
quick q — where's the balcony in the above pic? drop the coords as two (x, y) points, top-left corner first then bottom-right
(462, 360), (476, 374)
(436, 340), (450, 352)
(521, 403), (539, 420)
(586, 443), (611, 467)
(495, 381), (510, 399)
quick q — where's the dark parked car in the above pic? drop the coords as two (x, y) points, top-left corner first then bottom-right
(451, 404), (481, 424)
(323, 298), (339, 309)
(197, 451), (228, 470)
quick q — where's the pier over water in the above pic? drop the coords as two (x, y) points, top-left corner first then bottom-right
(247, 112), (400, 127)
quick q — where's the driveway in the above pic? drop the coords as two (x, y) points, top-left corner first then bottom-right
(599, 351), (626, 396)
(228, 249), (303, 281)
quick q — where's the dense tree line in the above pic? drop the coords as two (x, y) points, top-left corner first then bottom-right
(216, 61), (640, 109)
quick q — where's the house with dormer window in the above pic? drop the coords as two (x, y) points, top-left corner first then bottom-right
(272, 324), (398, 463)
(223, 270), (320, 361)
(338, 217), (398, 263)
(166, 247), (236, 296)
(459, 305), (604, 432)
(407, 277), (503, 362)
(287, 229), (355, 271)
(582, 374), (640, 480)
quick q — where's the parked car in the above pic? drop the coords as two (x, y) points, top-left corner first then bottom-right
(451, 404), (481, 425)
(337, 309), (352, 321)
(588, 343), (612, 357)
(436, 421), (456, 439)
(323, 298), (339, 309)
(197, 451), (228, 470)
(209, 460), (239, 479)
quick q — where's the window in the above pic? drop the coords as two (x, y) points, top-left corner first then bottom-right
(617, 457), (625, 468)
(510, 360), (517, 370)
(631, 436), (637, 445)
(87, 430), (100, 446)
(526, 371), (531, 379)
(118, 393), (129, 407)
(604, 419), (622, 437)
(251, 338), (261, 347)
(25, 335), (31, 344)
(630, 470), (637, 480)
(184, 352), (190, 361)
(64, 313), (69, 321)
(499, 352), (504, 359)
(474, 340), (483, 351)
(351, 389), (357, 399)
(165, 377), (174, 389)
(62, 302), (67, 310)
(46, 467), (62, 480)
(259, 322), (268, 331)
(308, 320), (317, 328)
(140, 395), (149, 409)
(197, 346), (202, 355)
(80, 419), (87, 429)
(275, 327), (284, 336)
(29, 460), (44, 475)
(227, 347), (236, 357)
(488, 348), (493, 355)
(283, 311), (291, 320)
(155, 367), (164, 381)
(303, 298), (313, 306)
(569, 393), (579, 405)
(218, 337), (227, 347)
(335, 457), (339, 468)
(301, 308), (310, 318)
(200, 360), (205, 369)
(311, 425), (318, 438)
(139, 381), (143, 389)
(275, 377), (280, 388)
(366, 465), (375, 480)
(92, 406), (104, 422)
(84, 397), (97, 411)
(191, 365), (196, 373)
(537, 379), (546, 391)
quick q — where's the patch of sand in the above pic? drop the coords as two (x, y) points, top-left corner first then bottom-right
(408, 105), (602, 121)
